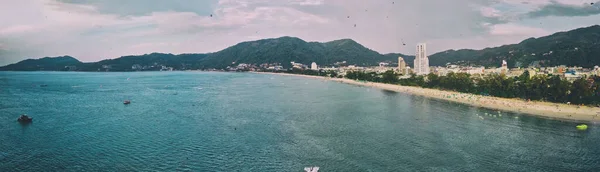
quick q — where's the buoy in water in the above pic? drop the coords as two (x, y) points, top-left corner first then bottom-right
(576, 124), (588, 130)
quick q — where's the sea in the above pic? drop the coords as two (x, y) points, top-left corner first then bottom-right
(1, 71), (599, 171)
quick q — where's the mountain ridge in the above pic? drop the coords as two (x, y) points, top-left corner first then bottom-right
(0, 56), (82, 71)
(429, 25), (600, 67)
(2, 25), (600, 71)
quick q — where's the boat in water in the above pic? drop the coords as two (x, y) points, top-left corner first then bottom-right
(576, 124), (588, 130)
(17, 114), (33, 123)
(124, 100), (131, 105)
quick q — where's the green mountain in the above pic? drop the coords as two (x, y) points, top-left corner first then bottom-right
(429, 25), (600, 68)
(198, 36), (399, 69)
(0, 53), (207, 71)
(2, 25), (600, 71)
(78, 53), (208, 71)
(0, 37), (405, 71)
(0, 56), (82, 71)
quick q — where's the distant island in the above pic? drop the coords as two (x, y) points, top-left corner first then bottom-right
(1, 25), (599, 72)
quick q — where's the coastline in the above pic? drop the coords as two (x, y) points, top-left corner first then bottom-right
(257, 72), (600, 123)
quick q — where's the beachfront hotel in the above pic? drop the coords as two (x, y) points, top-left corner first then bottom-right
(414, 43), (430, 75)
(398, 56), (406, 74)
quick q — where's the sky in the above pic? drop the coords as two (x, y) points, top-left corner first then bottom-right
(1, 0), (599, 65)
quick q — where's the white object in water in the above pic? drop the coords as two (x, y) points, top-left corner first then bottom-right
(304, 167), (319, 172)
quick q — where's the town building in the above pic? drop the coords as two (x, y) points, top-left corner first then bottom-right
(132, 64), (142, 70)
(499, 60), (508, 75)
(397, 56), (406, 74)
(291, 61), (306, 69)
(414, 43), (430, 75)
(379, 62), (389, 67)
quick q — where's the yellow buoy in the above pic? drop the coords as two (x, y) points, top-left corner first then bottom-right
(576, 124), (588, 130)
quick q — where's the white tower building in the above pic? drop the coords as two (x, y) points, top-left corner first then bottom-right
(413, 43), (430, 75)
(398, 56), (406, 74)
(311, 62), (318, 70)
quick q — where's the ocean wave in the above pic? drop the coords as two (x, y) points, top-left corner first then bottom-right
(0, 151), (8, 160)
(97, 88), (118, 92)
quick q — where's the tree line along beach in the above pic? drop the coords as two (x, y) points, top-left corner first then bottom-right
(258, 72), (600, 123)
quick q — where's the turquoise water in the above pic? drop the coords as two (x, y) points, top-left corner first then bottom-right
(1, 71), (599, 171)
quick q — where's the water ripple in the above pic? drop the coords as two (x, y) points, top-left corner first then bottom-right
(1, 72), (599, 171)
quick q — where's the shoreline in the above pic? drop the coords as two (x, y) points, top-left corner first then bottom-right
(257, 72), (600, 123)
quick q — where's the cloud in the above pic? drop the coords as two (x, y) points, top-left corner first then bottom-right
(527, 1), (600, 18)
(0, 0), (599, 66)
(480, 6), (503, 17)
(56, 0), (219, 16)
(289, 0), (324, 6)
(0, 25), (37, 35)
(488, 23), (550, 36)
(499, 0), (591, 7)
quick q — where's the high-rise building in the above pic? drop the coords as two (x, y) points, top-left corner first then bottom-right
(500, 60), (508, 74)
(311, 62), (318, 70)
(397, 56), (406, 74)
(414, 43), (430, 75)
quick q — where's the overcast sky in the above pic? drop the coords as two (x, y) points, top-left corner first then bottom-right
(1, 0), (599, 65)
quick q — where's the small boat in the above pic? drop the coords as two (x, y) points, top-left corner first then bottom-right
(576, 124), (588, 130)
(123, 100), (131, 105)
(17, 114), (33, 123)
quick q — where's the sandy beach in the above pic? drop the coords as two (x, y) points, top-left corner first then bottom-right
(258, 72), (600, 123)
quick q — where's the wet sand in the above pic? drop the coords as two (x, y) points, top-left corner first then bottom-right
(260, 72), (600, 123)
